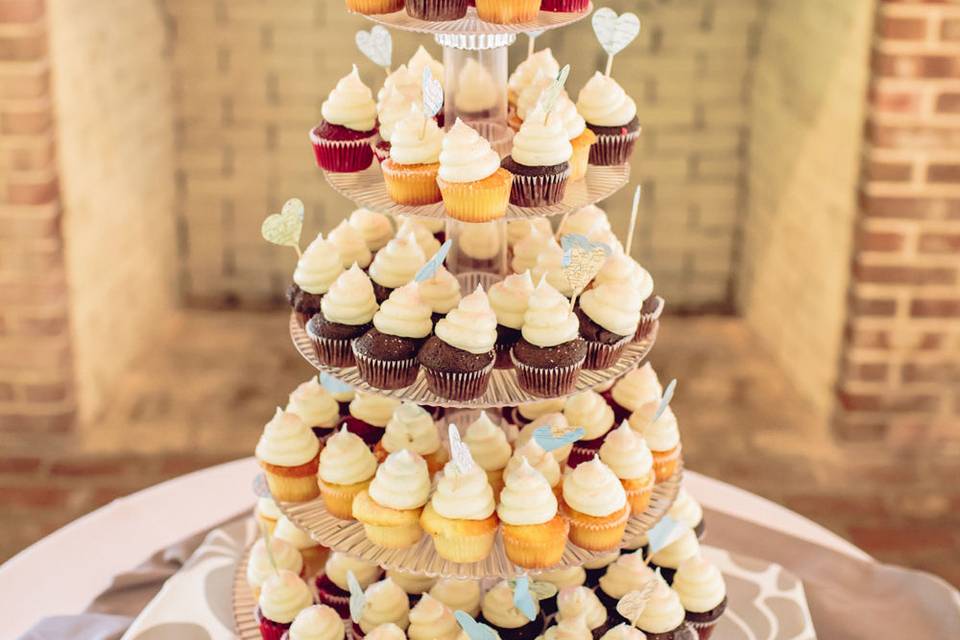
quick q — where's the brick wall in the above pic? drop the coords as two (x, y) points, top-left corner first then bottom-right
(737, 0), (875, 416)
(48, 0), (177, 422)
(0, 0), (75, 432)
(835, 0), (960, 444)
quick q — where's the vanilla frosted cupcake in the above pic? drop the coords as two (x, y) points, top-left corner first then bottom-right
(505, 438), (561, 496)
(347, 391), (401, 447)
(311, 65), (378, 172)
(408, 46), (445, 91)
(507, 218), (553, 250)
(288, 233), (344, 323)
(420, 460), (498, 562)
(553, 94), (596, 181)
(512, 278), (586, 397)
(512, 226), (559, 274)
(558, 205), (611, 239)
(369, 232), (427, 304)
(255, 497), (282, 534)
(560, 457), (630, 551)
(508, 49), (559, 106)
(596, 550), (656, 610)
(274, 515), (326, 577)
(464, 411), (513, 496)
(316, 551), (382, 619)
(576, 282), (642, 369)
(430, 579), (482, 618)
(458, 220), (503, 271)
(286, 376), (340, 441)
(488, 270), (534, 368)
(418, 285), (497, 400)
(643, 406), (681, 482)
(287, 605), (345, 640)
(576, 72), (640, 166)
(503, 104), (573, 207)
(649, 526), (700, 585)
(668, 488), (705, 539)
(454, 58), (500, 120)
(593, 253), (658, 342)
(354, 283), (433, 390)
(613, 363), (663, 425)
(397, 217), (442, 259)
(382, 106), (445, 205)
(256, 408), (321, 502)
(498, 458), (569, 569)
(353, 449), (431, 548)
(515, 412), (573, 464)
(387, 570), (438, 606)
(417, 265), (461, 324)
(378, 64), (420, 107)
(480, 580), (544, 640)
(531, 241), (573, 297)
(514, 69), (557, 123)
(672, 555), (727, 638)
(631, 578), (686, 639)
(246, 537), (303, 600)
(556, 586), (609, 636)
(359, 577), (412, 634)
(437, 119), (513, 223)
(563, 390), (616, 466)
(328, 219), (373, 270)
(599, 422), (655, 514)
(256, 570), (315, 639)
(377, 402), (448, 474)
(407, 595), (461, 640)
(536, 565), (586, 616)
(514, 397), (565, 424)
(317, 426), (378, 519)
(307, 264), (379, 367)
(599, 624), (646, 640)
(377, 84), (417, 154)
(349, 208), (394, 252)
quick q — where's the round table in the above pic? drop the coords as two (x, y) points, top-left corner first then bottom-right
(0, 457), (871, 639)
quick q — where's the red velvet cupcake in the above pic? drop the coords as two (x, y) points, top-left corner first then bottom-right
(562, 390), (616, 468)
(344, 391), (400, 449)
(310, 66), (378, 172)
(256, 570), (314, 640)
(540, 0), (589, 12)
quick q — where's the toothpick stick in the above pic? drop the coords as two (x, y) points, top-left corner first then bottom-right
(383, 65), (391, 77)
(259, 520), (279, 576)
(625, 185), (641, 257)
(605, 55), (614, 77)
(527, 33), (537, 58)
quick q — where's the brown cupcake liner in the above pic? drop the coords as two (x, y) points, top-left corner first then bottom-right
(306, 324), (357, 368)
(510, 349), (584, 397)
(405, 0), (467, 20)
(634, 296), (665, 342)
(423, 359), (495, 400)
(494, 341), (514, 369)
(509, 167), (571, 207)
(689, 618), (720, 640)
(588, 128), (641, 166)
(584, 334), (631, 370)
(352, 345), (420, 390)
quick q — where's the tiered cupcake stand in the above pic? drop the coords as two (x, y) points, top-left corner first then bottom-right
(234, 4), (682, 638)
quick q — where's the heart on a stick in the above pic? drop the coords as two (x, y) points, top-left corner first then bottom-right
(355, 25), (392, 72)
(261, 198), (304, 254)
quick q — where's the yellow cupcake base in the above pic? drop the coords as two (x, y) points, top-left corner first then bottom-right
(475, 0), (540, 23)
(569, 128), (598, 181)
(319, 477), (371, 520)
(382, 159), (442, 205)
(420, 502), (498, 563)
(438, 168), (513, 222)
(501, 515), (569, 569)
(345, 0), (404, 15)
(352, 489), (424, 548)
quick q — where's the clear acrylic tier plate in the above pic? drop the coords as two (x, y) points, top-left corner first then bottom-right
(357, 5), (593, 38)
(322, 163), (631, 221)
(233, 545), (260, 640)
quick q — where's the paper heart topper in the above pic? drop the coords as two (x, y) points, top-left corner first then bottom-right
(448, 423), (477, 475)
(537, 64), (571, 119)
(252, 473), (271, 499)
(319, 372), (354, 396)
(509, 576), (558, 622)
(652, 378), (677, 423)
(615, 577), (660, 626)
(355, 26), (392, 74)
(533, 425), (586, 452)
(591, 8), (641, 76)
(414, 239), (452, 282)
(560, 233), (612, 306)
(455, 610), (499, 640)
(347, 570), (366, 623)
(421, 67), (444, 120)
(261, 198), (304, 257)
(646, 515), (686, 555)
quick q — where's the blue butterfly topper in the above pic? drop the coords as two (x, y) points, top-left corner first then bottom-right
(533, 425), (586, 453)
(414, 239), (452, 282)
(319, 372), (353, 396)
(652, 378), (677, 422)
(454, 610), (499, 640)
(646, 515), (686, 555)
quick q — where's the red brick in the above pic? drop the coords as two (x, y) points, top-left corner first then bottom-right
(873, 53), (957, 79)
(854, 263), (957, 286)
(868, 123), (960, 150)
(0, 103), (50, 134)
(851, 294), (898, 317)
(865, 160), (913, 182)
(942, 18), (960, 42)
(849, 362), (890, 383)
(870, 86), (922, 114)
(0, 29), (45, 61)
(845, 327), (892, 349)
(902, 362), (956, 383)
(22, 382), (67, 402)
(49, 458), (129, 477)
(0, 382), (12, 400)
(860, 195), (948, 220)
(928, 163), (960, 183)
(859, 229), (906, 251)
(910, 298), (960, 317)
(936, 92), (960, 114)
(0, 485), (68, 508)
(850, 524), (954, 553)
(878, 16), (928, 40)
(0, 456), (40, 473)
(917, 232), (960, 253)
(0, 1), (44, 24)
(4, 174), (57, 204)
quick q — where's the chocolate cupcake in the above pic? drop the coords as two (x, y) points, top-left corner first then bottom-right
(648, 527), (700, 586)
(479, 581), (545, 640)
(306, 265), (378, 367)
(672, 556), (727, 640)
(310, 66), (378, 172)
(511, 278), (586, 397)
(287, 233), (344, 324)
(416, 265), (461, 326)
(488, 271), (534, 368)
(368, 231), (427, 303)
(503, 105), (572, 207)
(406, 0), (467, 20)
(576, 72), (641, 166)
(354, 283), (432, 389)
(315, 552), (382, 620)
(418, 285), (497, 400)
(576, 282), (642, 370)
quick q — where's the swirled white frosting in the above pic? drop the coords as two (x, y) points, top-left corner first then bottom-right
(257, 497), (282, 521)
(247, 538), (303, 591)
(294, 234), (344, 295)
(324, 551), (381, 591)
(576, 72), (637, 128)
(328, 220), (373, 270)
(579, 282), (642, 338)
(507, 218), (553, 249)
(561, 457), (626, 517)
(365, 623), (407, 640)
(612, 364), (662, 414)
(564, 390), (614, 441)
(599, 422), (653, 480)
(373, 283), (433, 339)
(508, 49), (560, 100)
(498, 457), (558, 526)
(538, 566), (586, 590)
(397, 217), (441, 259)
(417, 265), (461, 314)
(319, 426), (378, 485)
(408, 594), (461, 640)
(390, 106), (444, 165)
(515, 413), (572, 463)
(599, 624), (647, 640)
(517, 397), (565, 420)
(552, 94), (586, 140)
(429, 579), (482, 618)
(454, 58), (499, 113)
(349, 208), (394, 252)
(511, 105), (573, 167)
(274, 516), (316, 551)
(521, 278), (579, 348)
(511, 227), (558, 274)
(350, 391), (401, 427)
(378, 64), (421, 105)
(286, 377), (339, 429)
(289, 605), (346, 640)
(381, 402), (441, 456)
(650, 527), (700, 569)
(435, 285), (497, 355)
(256, 408), (320, 467)
(516, 69), (558, 121)
(557, 587), (607, 630)
(598, 551), (656, 599)
(369, 232), (427, 290)
(464, 411), (512, 471)
(459, 221), (502, 261)
(407, 46), (444, 90)
(482, 581), (539, 629)
(360, 578), (411, 633)
(633, 578), (685, 634)
(667, 488), (704, 530)
(321, 65), (377, 132)
(541, 616), (592, 640)
(531, 243), (573, 298)
(643, 406), (680, 452)
(438, 119), (501, 184)
(259, 570), (314, 624)
(489, 271), (534, 329)
(672, 555), (726, 613)
(378, 86), (417, 142)
(505, 438), (561, 487)
(369, 449), (431, 510)
(594, 254), (653, 301)
(320, 264), (379, 325)
(432, 461), (496, 520)
(387, 570), (438, 595)
(558, 205), (611, 238)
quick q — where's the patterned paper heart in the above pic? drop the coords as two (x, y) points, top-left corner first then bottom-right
(355, 26), (392, 70)
(421, 68), (444, 119)
(615, 578), (660, 625)
(591, 8), (641, 57)
(533, 425), (586, 452)
(261, 198), (304, 250)
(560, 233), (612, 298)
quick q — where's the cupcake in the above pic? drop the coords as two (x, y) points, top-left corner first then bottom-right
(474, 0), (539, 24)
(352, 449), (431, 548)
(503, 105), (572, 207)
(558, 205), (610, 239)
(457, 221), (503, 272)
(536, 566), (585, 616)
(406, 0), (467, 20)
(488, 271), (535, 368)
(479, 580), (545, 640)
(378, 64), (421, 107)
(382, 108), (444, 205)
(560, 457), (630, 551)
(365, 623), (408, 640)
(315, 552), (382, 619)
(504, 397), (565, 427)
(377, 402), (449, 474)
(329, 381), (355, 419)
(530, 242), (573, 297)
(642, 406), (681, 483)
(368, 232), (427, 303)
(387, 570), (438, 607)
(553, 94), (596, 181)
(287, 605), (346, 640)
(514, 412), (572, 464)
(417, 216), (446, 242)
(354, 284), (432, 390)
(511, 278), (586, 397)
(563, 390), (615, 467)
(454, 58), (501, 120)
(345, 392), (401, 447)
(307, 265), (379, 367)
(256, 408), (321, 502)
(672, 555), (727, 639)
(576, 283), (642, 370)
(417, 265), (462, 325)
(418, 285), (497, 400)
(349, 208), (394, 252)
(317, 426), (379, 519)
(274, 515), (326, 577)
(345, 0), (406, 16)
(540, 0), (589, 13)
(430, 579), (482, 618)
(256, 570), (315, 640)
(397, 216), (442, 259)
(648, 527), (700, 585)
(507, 218), (553, 254)
(420, 460), (499, 562)
(539, 615), (592, 640)
(668, 488), (705, 540)
(311, 66), (378, 172)
(504, 437), (561, 496)
(328, 219), (374, 270)
(376, 83), (417, 162)
(437, 119), (513, 223)
(358, 577), (412, 635)
(598, 624), (646, 640)
(463, 411), (513, 496)
(609, 363), (662, 425)
(256, 497), (282, 534)
(286, 377), (341, 441)
(246, 537), (304, 600)
(511, 226), (558, 274)
(514, 70), (555, 124)
(582, 551), (620, 590)
(407, 46), (445, 94)
(408, 595), (462, 640)
(556, 587), (609, 639)
(287, 234), (344, 324)
(596, 551), (656, 613)
(576, 73), (640, 166)
(631, 578), (686, 639)
(508, 48), (560, 108)
(593, 254), (657, 342)
(599, 422), (655, 515)
(497, 458), (569, 568)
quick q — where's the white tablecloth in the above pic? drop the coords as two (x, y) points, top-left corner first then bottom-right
(0, 457), (870, 639)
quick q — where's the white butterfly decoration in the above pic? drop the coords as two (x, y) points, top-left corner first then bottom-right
(448, 423), (476, 474)
(615, 577), (660, 626)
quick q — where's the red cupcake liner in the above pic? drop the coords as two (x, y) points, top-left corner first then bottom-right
(309, 127), (375, 173)
(584, 334), (631, 370)
(256, 608), (293, 640)
(306, 324), (357, 368)
(634, 296), (664, 342)
(566, 437), (604, 468)
(588, 128), (641, 166)
(423, 359), (494, 400)
(510, 349), (584, 398)
(509, 167), (571, 207)
(540, 0), (589, 11)
(352, 345), (420, 390)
